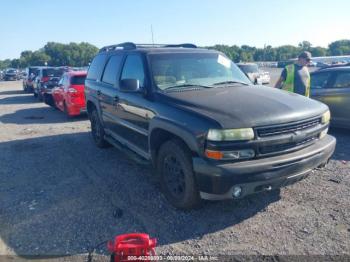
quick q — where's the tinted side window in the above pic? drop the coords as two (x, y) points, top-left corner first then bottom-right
(121, 55), (145, 87)
(102, 55), (123, 85)
(311, 72), (331, 89)
(87, 54), (107, 80)
(333, 72), (350, 88)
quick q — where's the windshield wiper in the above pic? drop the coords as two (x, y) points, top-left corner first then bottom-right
(212, 81), (249, 86)
(164, 84), (212, 90)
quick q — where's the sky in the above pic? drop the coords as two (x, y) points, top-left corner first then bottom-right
(1, 0), (350, 60)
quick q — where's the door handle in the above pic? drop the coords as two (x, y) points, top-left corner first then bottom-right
(97, 90), (101, 96)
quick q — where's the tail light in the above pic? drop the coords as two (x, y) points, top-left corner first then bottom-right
(41, 77), (49, 82)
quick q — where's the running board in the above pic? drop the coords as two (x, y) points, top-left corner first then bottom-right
(104, 135), (150, 166)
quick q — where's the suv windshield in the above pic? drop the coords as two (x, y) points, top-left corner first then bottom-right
(149, 52), (250, 90)
(238, 64), (259, 73)
(43, 68), (64, 77)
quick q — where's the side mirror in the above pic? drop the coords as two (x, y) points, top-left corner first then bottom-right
(120, 79), (140, 92)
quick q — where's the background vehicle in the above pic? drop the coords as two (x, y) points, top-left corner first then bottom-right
(33, 67), (64, 102)
(85, 42), (335, 209)
(310, 66), (350, 128)
(3, 68), (19, 81)
(237, 63), (270, 84)
(23, 66), (40, 92)
(52, 71), (87, 116)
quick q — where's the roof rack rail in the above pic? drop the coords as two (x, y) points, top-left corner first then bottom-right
(164, 43), (197, 48)
(99, 42), (137, 53)
(99, 42), (197, 52)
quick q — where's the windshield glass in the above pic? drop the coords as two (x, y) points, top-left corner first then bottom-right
(149, 53), (250, 90)
(238, 64), (259, 73)
(43, 68), (64, 77)
(71, 75), (86, 85)
(29, 68), (39, 75)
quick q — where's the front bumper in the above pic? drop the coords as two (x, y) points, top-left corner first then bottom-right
(193, 135), (336, 200)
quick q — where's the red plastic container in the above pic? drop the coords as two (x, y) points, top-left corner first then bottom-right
(107, 233), (157, 262)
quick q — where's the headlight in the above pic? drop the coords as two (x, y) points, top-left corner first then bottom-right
(207, 128), (255, 141)
(321, 110), (330, 124)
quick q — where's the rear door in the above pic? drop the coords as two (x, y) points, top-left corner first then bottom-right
(52, 75), (65, 110)
(112, 54), (152, 155)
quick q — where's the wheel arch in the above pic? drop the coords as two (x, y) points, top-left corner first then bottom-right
(149, 119), (201, 166)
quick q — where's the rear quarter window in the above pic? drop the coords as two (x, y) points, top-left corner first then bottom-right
(87, 54), (107, 80)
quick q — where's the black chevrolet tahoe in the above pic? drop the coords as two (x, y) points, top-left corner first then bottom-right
(85, 42), (336, 209)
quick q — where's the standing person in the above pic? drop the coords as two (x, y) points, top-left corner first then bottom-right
(274, 51), (312, 97)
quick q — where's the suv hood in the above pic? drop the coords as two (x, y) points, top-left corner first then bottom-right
(161, 85), (328, 128)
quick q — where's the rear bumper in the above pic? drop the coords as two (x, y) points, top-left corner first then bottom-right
(193, 135), (336, 200)
(67, 103), (86, 116)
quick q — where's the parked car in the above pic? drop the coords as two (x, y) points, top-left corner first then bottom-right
(3, 68), (19, 81)
(85, 42), (335, 209)
(33, 67), (65, 102)
(310, 66), (350, 128)
(23, 66), (40, 92)
(52, 71), (87, 116)
(237, 63), (270, 84)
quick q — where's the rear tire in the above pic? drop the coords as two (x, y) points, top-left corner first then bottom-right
(90, 109), (110, 148)
(157, 139), (201, 210)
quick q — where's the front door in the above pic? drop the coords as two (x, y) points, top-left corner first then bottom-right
(113, 54), (152, 155)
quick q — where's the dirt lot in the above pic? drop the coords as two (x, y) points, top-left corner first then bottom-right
(0, 79), (349, 261)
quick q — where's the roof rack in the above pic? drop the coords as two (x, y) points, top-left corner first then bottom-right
(99, 42), (197, 52)
(99, 42), (137, 53)
(317, 63), (350, 71)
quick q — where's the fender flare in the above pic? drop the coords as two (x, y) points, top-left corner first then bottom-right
(148, 117), (201, 154)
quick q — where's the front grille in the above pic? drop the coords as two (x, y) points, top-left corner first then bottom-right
(256, 118), (321, 137)
(259, 136), (318, 155)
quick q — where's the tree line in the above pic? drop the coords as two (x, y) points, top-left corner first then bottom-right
(1, 40), (350, 69)
(208, 40), (350, 63)
(0, 42), (98, 69)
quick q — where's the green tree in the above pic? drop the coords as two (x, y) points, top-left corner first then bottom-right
(310, 46), (328, 57)
(29, 51), (51, 66)
(298, 41), (312, 51)
(328, 40), (350, 56)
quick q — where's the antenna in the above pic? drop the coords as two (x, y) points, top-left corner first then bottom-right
(151, 25), (154, 47)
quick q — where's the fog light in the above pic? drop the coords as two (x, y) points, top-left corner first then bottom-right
(319, 128), (328, 139)
(232, 186), (242, 198)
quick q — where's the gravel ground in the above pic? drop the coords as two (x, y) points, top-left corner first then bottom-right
(0, 79), (349, 261)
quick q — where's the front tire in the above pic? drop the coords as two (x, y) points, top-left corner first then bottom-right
(90, 109), (110, 148)
(157, 139), (201, 210)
